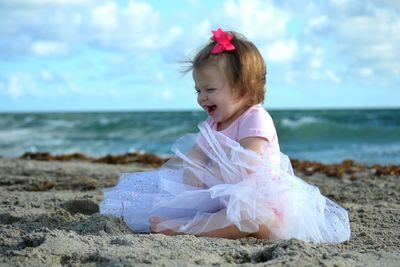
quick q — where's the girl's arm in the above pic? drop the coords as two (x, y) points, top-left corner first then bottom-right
(183, 144), (208, 188)
(239, 136), (268, 157)
(186, 136), (268, 187)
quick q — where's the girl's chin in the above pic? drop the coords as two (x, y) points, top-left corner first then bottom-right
(204, 108), (216, 117)
(208, 110), (216, 117)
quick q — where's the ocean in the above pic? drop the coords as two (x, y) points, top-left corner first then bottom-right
(0, 109), (399, 165)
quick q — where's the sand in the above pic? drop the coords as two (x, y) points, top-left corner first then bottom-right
(0, 157), (399, 266)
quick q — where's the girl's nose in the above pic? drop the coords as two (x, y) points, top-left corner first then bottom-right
(198, 92), (207, 102)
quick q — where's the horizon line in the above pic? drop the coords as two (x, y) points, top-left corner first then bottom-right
(1, 106), (400, 114)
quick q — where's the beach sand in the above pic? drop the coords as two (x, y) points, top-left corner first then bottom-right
(0, 156), (399, 266)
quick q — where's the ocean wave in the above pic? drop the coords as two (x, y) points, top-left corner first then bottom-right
(284, 142), (400, 165)
(280, 116), (322, 129)
(44, 119), (76, 128)
(23, 116), (34, 124)
(98, 116), (124, 126)
(0, 129), (33, 143)
(1, 109), (400, 164)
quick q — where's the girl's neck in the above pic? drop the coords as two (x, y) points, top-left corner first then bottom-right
(217, 104), (250, 131)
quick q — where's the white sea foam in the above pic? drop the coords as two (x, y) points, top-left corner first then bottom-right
(0, 129), (33, 143)
(45, 119), (76, 127)
(99, 117), (121, 125)
(281, 116), (322, 129)
(155, 126), (187, 137)
(23, 116), (34, 123)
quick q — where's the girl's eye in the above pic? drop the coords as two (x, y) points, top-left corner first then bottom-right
(195, 88), (216, 94)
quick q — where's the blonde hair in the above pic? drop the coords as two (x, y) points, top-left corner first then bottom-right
(184, 31), (266, 106)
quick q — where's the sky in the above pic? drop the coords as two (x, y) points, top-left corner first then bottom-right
(0, 0), (399, 112)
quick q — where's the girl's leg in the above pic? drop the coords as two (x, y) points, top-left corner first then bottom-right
(194, 210), (271, 239)
(150, 211), (271, 239)
(149, 216), (249, 238)
(198, 224), (251, 239)
(149, 217), (181, 236)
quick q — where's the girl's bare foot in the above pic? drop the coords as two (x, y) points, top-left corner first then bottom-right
(149, 216), (181, 236)
(249, 224), (271, 239)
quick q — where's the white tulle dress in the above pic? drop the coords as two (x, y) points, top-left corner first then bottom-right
(100, 105), (351, 243)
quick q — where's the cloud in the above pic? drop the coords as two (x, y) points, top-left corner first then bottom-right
(0, 0), (182, 58)
(125, 0), (399, 87)
(0, 0), (94, 7)
(185, 0), (296, 65)
(266, 39), (298, 62)
(306, 16), (329, 34)
(325, 69), (341, 83)
(357, 67), (374, 78)
(89, 1), (182, 51)
(91, 2), (118, 31)
(336, 14), (400, 76)
(222, 0), (290, 41)
(31, 41), (68, 56)
(304, 0), (400, 79)
(1, 73), (38, 99)
(0, 0), (399, 111)
(160, 90), (172, 101)
(40, 69), (53, 82)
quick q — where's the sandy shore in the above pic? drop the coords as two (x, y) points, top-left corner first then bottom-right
(0, 156), (399, 266)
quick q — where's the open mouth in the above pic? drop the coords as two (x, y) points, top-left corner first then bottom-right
(206, 105), (217, 114)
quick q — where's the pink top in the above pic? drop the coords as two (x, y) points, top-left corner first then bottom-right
(206, 104), (280, 151)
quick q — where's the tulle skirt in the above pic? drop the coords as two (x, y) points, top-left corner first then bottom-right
(100, 122), (351, 243)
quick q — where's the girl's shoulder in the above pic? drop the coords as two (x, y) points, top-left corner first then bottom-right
(205, 104), (271, 128)
(240, 104), (274, 125)
(238, 104), (277, 141)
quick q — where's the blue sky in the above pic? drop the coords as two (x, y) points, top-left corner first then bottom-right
(0, 0), (399, 111)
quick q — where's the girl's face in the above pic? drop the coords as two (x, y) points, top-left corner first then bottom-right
(193, 64), (247, 130)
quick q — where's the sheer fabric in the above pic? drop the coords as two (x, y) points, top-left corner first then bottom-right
(100, 122), (350, 243)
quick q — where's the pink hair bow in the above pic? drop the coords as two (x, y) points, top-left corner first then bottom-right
(211, 28), (236, 54)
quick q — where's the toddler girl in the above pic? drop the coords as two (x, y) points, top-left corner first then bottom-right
(100, 29), (351, 243)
